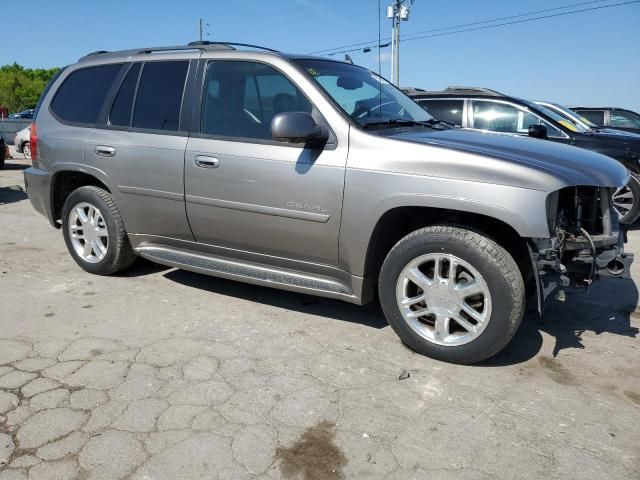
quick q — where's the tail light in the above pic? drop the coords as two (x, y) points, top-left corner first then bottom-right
(29, 122), (38, 167)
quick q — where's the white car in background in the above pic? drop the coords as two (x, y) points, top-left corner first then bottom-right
(14, 126), (31, 159)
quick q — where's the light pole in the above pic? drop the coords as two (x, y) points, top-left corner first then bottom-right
(387, 0), (413, 86)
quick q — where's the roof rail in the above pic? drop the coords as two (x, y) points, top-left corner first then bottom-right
(79, 42), (279, 62)
(187, 41), (280, 53)
(444, 86), (504, 96)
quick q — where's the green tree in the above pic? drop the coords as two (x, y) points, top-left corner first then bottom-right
(0, 63), (60, 113)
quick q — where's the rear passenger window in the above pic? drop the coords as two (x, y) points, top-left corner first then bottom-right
(578, 110), (605, 125)
(418, 100), (464, 126)
(133, 61), (189, 131)
(110, 63), (141, 127)
(50, 64), (122, 125)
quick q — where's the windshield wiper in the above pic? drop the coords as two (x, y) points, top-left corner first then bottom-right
(361, 119), (440, 129)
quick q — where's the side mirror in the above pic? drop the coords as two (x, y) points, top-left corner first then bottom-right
(528, 124), (548, 139)
(271, 112), (327, 145)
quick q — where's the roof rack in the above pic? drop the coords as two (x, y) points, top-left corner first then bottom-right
(79, 42), (279, 62)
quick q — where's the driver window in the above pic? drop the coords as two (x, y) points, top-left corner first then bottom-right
(473, 101), (563, 138)
(201, 61), (312, 141)
(472, 101), (519, 133)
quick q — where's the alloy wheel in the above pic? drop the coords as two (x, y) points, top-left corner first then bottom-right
(396, 253), (492, 346)
(613, 184), (634, 219)
(68, 202), (109, 263)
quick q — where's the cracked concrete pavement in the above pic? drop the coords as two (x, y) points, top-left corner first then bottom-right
(1, 152), (639, 479)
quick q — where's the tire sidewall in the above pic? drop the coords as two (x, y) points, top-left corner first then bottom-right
(62, 187), (121, 275)
(379, 228), (523, 364)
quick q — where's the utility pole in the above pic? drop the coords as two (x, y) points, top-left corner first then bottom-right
(387, 0), (413, 86)
(199, 18), (203, 42)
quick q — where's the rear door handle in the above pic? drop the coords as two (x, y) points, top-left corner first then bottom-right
(195, 156), (220, 168)
(95, 145), (116, 157)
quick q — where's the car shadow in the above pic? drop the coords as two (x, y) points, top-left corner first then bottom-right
(129, 263), (637, 363)
(481, 276), (639, 366)
(0, 185), (28, 205)
(162, 268), (389, 330)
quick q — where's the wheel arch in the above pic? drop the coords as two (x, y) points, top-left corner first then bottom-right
(51, 170), (112, 228)
(360, 205), (536, 306)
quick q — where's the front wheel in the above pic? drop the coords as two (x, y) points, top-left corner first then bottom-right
(613, 175), (640, 225)
(379, 226), (525, 364)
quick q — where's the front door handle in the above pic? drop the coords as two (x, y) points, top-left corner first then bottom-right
(195, 156), (220, 168)
(95, 145), (116, 157)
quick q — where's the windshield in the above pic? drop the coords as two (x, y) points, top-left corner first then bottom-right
(522, 99), (589, 134)
(295, 59), (432, 127)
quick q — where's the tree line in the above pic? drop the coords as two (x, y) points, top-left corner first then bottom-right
(0, 63), (60, 113)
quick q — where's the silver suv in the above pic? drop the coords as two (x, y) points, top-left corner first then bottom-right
(24, 42), (633, 363)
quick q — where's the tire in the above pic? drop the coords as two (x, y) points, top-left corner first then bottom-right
(379, 225), (525, 364)
(22, 142), (31, 160)
(614, 174), (640, 225)
(61, 186), (136, 275)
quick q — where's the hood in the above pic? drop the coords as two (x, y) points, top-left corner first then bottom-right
(389, 128), (629, 188)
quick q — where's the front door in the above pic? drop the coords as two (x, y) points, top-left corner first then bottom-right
(184, 60), (347, 266)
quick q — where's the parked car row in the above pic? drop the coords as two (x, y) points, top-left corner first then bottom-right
(405, 87), (640, 224)
(572, 107), (640, 134)
(22, 42), (633, 363)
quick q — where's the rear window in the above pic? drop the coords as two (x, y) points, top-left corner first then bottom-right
(132, 61), (189, 131)
(418, 99), (464, 126)
(576, 110), (605, 125)
(50, 64), (122, 125)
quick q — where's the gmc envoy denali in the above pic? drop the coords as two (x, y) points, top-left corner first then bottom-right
(24, 42), (633, 363)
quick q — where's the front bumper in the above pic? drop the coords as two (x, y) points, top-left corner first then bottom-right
(23, 167), (56, 227)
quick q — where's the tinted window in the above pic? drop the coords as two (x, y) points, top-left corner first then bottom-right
(110, 63), (141, 127)
(51, 64), (122, 124)
(133, 61), (188, 131)
(576, 110), (605, 125)
(202, 61), (312, 140)
(418, 99), (464, 126)
(610, 110), (640, 129)
(472, 101), (563, 138)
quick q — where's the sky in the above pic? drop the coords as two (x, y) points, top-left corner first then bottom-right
(2, 0), (639, 112)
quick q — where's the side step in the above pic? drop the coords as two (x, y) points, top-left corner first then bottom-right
(136, 245), (356, 301)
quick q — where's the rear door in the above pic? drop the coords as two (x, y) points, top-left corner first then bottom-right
(85, 57), (198, 241)
(184, 58), (348, 267)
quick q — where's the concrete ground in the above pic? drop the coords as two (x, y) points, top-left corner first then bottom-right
(1, 148), (639, 480)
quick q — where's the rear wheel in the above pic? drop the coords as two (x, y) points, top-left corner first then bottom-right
(22, 142), (31, 160)
(613, 175), (640, 224)
(62, 186), (136, 275)
(379, 225), (524, 364)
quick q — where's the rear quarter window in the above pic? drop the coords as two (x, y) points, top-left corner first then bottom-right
(50, 64), (122, 125)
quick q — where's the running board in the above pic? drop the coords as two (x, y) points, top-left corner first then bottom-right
(136, 245), (356, 301)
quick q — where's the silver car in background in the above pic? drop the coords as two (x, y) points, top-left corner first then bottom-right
(14, 126), (31, 159)
(23, 42), (633, 363)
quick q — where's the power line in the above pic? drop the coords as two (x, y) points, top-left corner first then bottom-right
(309, 0), (630, 55)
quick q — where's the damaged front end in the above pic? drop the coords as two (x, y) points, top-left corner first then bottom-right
(530, 186), (633, 311)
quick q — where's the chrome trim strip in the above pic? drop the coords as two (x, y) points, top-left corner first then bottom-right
(185, 195), (330, 223)
(119, 185), (184, 202)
